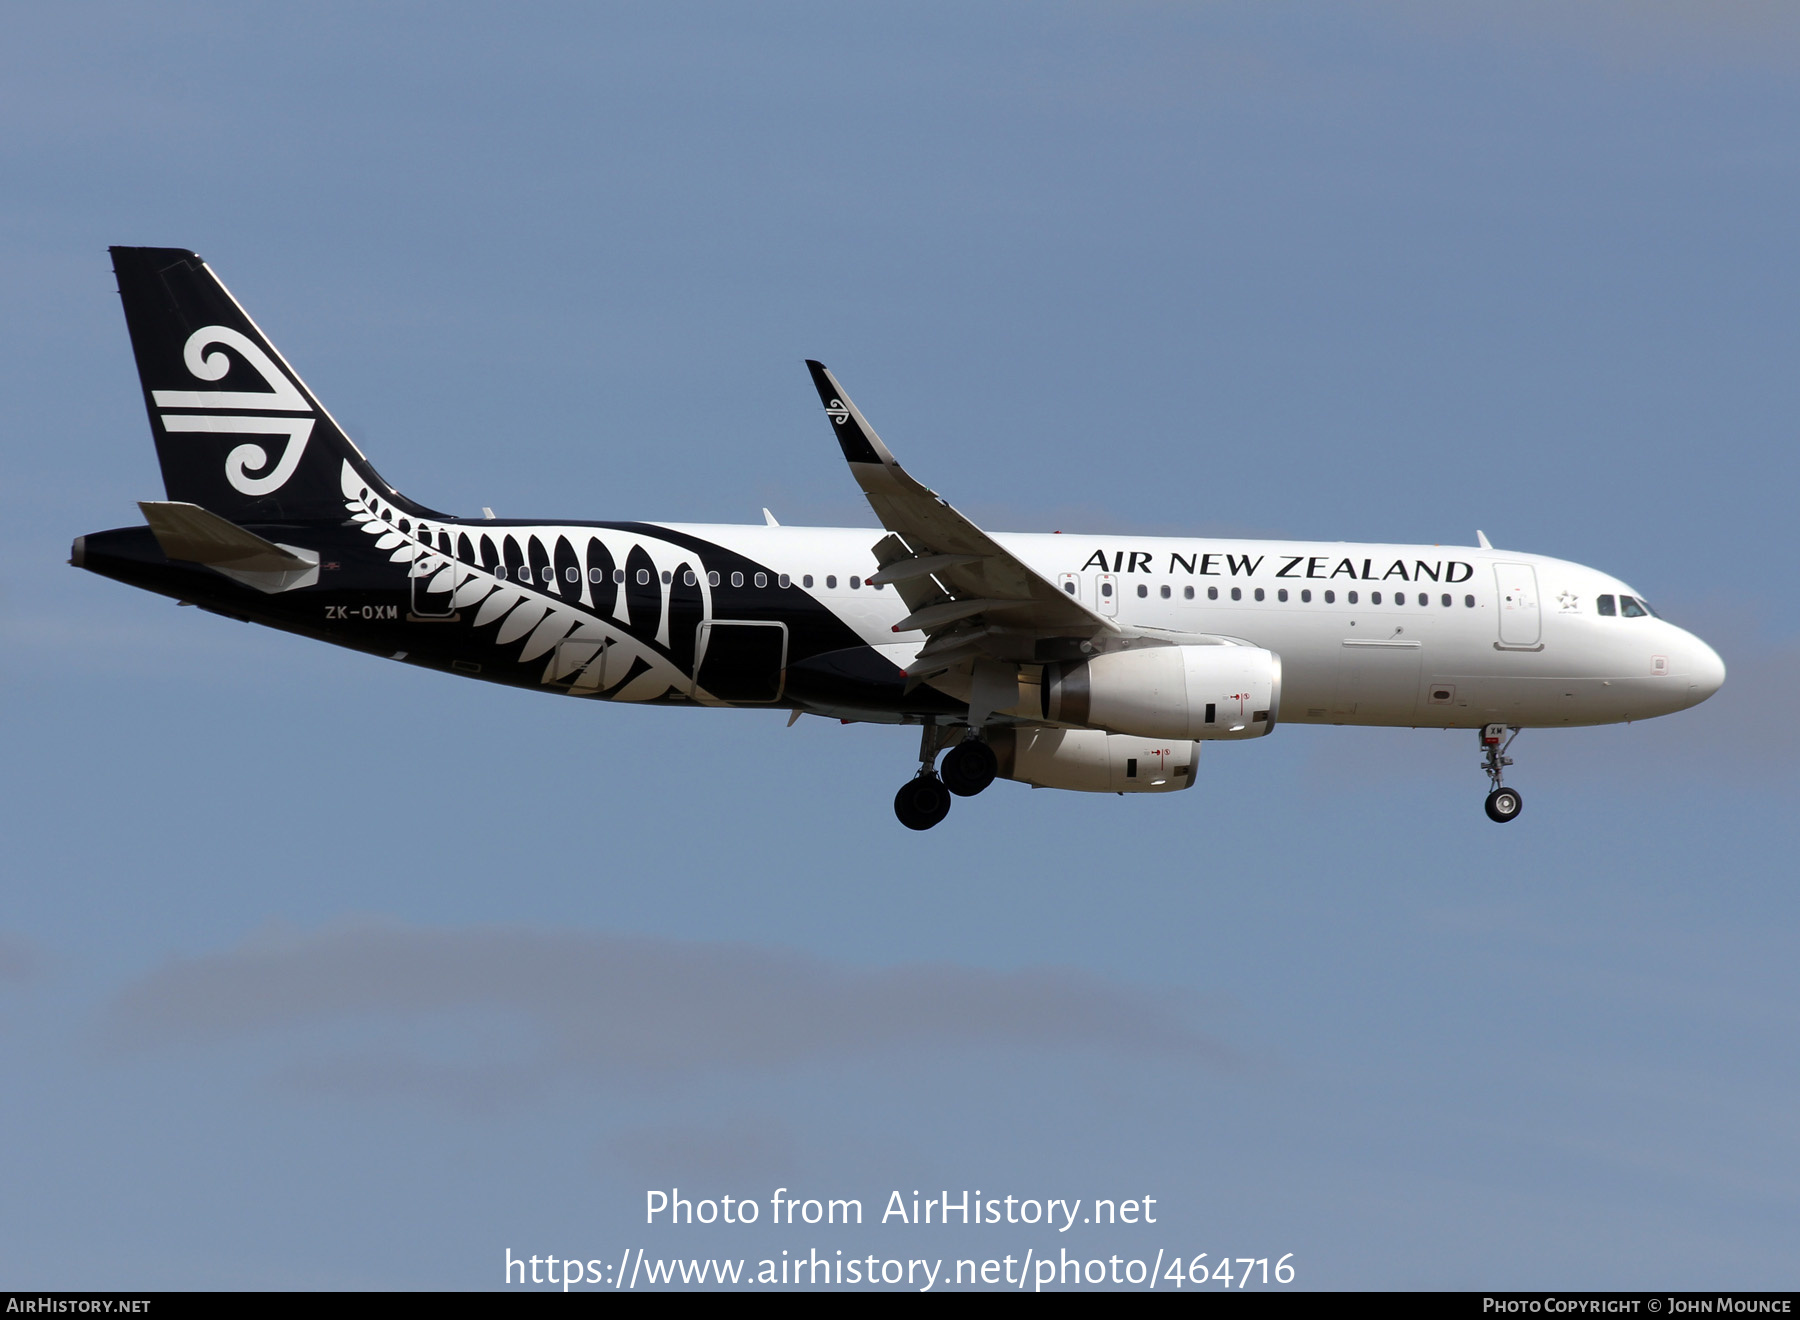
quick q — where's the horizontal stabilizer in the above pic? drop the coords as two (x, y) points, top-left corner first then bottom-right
(139, 500), (319, 593)
(140, 501), (307, 570)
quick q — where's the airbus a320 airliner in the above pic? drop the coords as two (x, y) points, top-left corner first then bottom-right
(74, 248), (1725, 828)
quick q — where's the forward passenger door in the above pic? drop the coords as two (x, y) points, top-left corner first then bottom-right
(1494, 563), (1541, 647)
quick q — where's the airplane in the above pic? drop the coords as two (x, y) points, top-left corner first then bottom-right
(73, 247), (1727, 829)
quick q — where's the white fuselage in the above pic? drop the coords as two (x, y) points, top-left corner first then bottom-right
(657, 523), (1726, 728)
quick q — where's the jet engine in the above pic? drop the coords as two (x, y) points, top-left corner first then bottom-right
(1040, 643), (1281, 740)
(988, 727), (1198, 794)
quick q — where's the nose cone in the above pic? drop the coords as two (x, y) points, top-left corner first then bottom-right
(1683, 633), (1726, 706)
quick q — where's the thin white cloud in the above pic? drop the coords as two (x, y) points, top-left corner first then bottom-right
(102, 922), (1225, 1107)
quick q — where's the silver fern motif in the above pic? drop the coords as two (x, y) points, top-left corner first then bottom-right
(338, 461), (721, 702)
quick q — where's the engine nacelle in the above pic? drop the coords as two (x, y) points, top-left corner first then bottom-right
(1041, 644), (1281, 740)
(989, 727), (1199, 794)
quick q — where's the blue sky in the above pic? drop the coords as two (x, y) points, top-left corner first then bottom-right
(2, 2), (1796, 1290)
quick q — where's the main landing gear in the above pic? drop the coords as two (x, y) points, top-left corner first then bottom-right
(1480, 724), (1523, 823)
(894, 775), (952, 831)
(894, 725), (996, 830)
(941, 738), (998, 797)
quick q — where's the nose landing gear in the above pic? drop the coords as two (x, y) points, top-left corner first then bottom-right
(1480, 724), (1523, 823)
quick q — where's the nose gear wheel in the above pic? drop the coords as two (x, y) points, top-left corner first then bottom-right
(1478, 725), (1523, 824)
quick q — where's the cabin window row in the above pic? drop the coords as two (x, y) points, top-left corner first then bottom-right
(799, 575), (882, 591)
(1107, 582), (1479, 608)
(484, 562), (905, 592)
(493, 564), (799, 590)
(401, 520), (882, 596)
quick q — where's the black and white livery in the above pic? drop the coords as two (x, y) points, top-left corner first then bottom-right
(75, 248), (1726, 829)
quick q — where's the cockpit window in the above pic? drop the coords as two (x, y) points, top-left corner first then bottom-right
(1642, 599), (1662, 619)
(1619, 595), (1648, 618)
(1596, 594), (1616, 616)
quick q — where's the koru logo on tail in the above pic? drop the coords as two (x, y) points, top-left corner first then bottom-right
(824, 398), (850, 426)
(153, 326), (315, 495)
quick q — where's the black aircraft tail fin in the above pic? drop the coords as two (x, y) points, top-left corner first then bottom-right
(110, 246), (440, 523)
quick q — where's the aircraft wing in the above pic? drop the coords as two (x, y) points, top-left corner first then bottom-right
(805, 361), (1115, 678)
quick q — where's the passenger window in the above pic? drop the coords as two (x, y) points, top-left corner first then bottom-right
(565, 567), (578, 583)
(1301, 589), (1311, 602)
(749, 572), (763, 587)
(589, 567), (603, 584)
(778, 574), (790, 589)
(1063, 581), (1075, 594)
(636, 569), (650, 585)
(1348, 590), (1358, 604)
(684, 571), (697, 586)
(1160, 585), (1171, 599)
(826, 575), (837, 589)
(731, 571), (744, 587)
(1464, 594), (1475, 607)
(1183, 586), (1194, 600)
(1620, 595), (1647, 618)
(1277, 588), (1287, 602)
(850, 576), (861, 589)
(1440, 593), (1450, 607)
(542, 566), (555, 584)
(803, 574), (814, 588)
(1371, 591), (1382, 605)
(613, 569), (626, 584)
(1597, 594), (1616, 616)
(1253, 587), (1264, 601)
(1136, 584), (1148, 598)
(1207, 586), (1218, 600)
(1324, 590), (1335, 603)
(1101, 582), (1113, 597)
(1230, 587), (1241, 601)
(661, 570), (672, 585)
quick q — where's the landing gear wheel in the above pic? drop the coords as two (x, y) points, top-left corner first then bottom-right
(940, 740), (998, 797)
(1484, 787), (1523, 823)
(1478, 725), (1523, 824)
(894, 775), (953, 831)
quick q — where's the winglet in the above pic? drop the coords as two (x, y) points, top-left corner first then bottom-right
(805, 361), (900, 468)
(1476, 530), (1493, 550)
